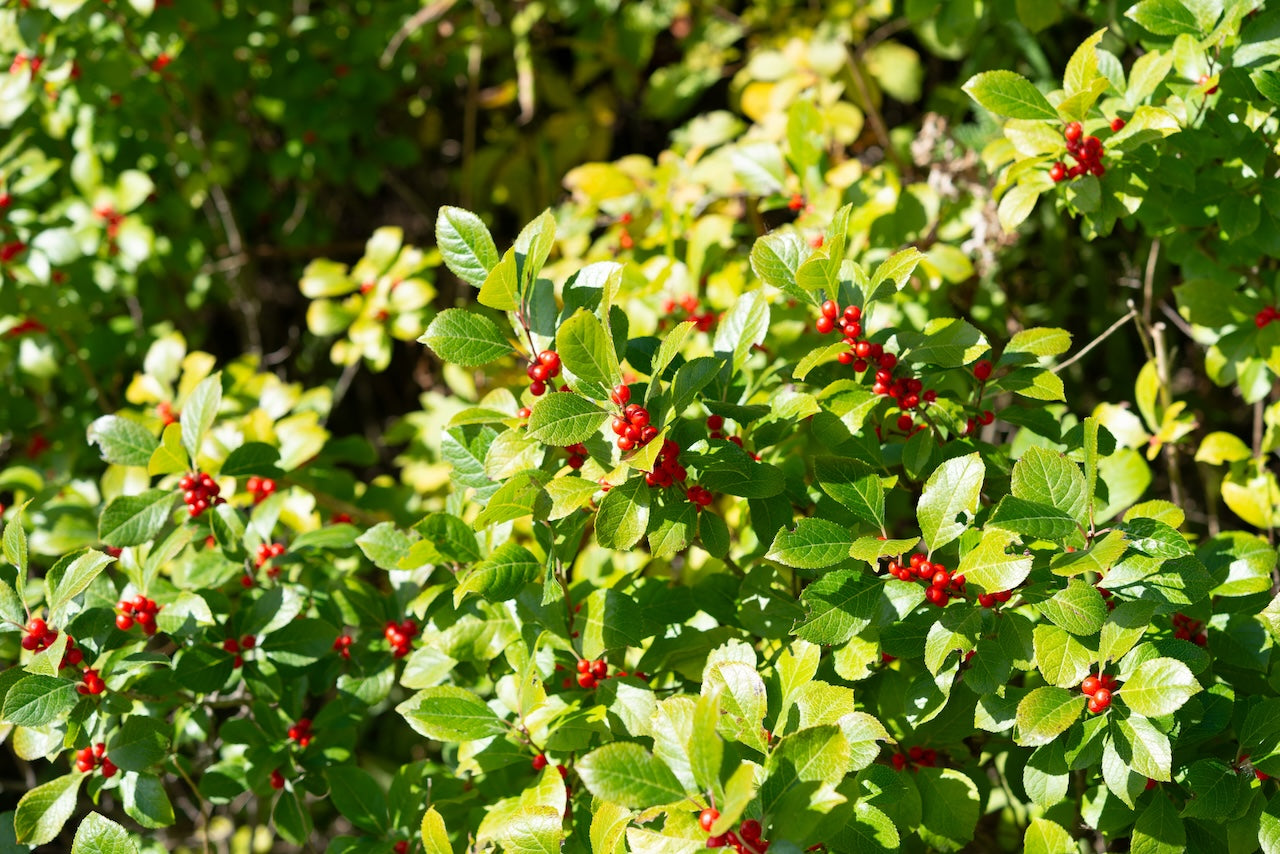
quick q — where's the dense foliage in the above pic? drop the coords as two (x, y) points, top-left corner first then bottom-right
(4, 0), (1280, 852)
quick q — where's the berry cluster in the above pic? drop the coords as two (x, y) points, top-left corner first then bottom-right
(288, 717), (314, 748)
(245, 475), (277, 503)
(526, 350), (561, 397)
(333, 632), (354, 659)
(976, 590), (1014, 608)
(156, 401), (179, 426)
(886, 555), (964, 607)
(787, 193), (806, 211)
(74, 743), (117, 777)
(687, 484), (714, 508)
(179, 471), (224, 518)
(115, 593), (161, 635)
(22, 619), (84, 668)
(1172, 612), (1208, 646)
(385, 619), (418, 658)
(611, 400), (658, 453)
(574, 658), (610, 690)
(700, 809), (769, 852)
(645, 440), (687, 488)
(1049, 121), (1106, 182)
(77, 668), (106, 695)
(891, 745), (939, 771)
(1080, 673), (1117, 714)
(0, 241), (26, 263)
(661, 293), (716, 332)
(563, 443), (588, 470)
(222, 634), (256, 668)
(255, 542), (286, 575)
(1256, 307), (1278, 328)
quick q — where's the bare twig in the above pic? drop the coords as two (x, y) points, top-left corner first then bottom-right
(380, 0), (459, 67)
(1053, 308), (1138, 374)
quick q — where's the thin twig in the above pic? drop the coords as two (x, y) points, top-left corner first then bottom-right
(845, 48), (909, 176)
(1053, 308), (1138, 374)
(380, 0), (459, 67)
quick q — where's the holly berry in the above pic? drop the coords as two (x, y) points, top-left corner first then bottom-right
(245, 476), (277, 504)
(156, 400), (179, 426)
(699, 808), (720, 832)
(1257, 307), (1278, 328)
(270, 769), (285, 789)
(1088, 687), (1112, 714)
(1064, 122), (1082, 143)
(288, 718), (314, 747)
(973, 359), (992, 381)
(1199, 73), (1219, 95)
(532, 753), (548, 771)
(610, 383), (631, 405)
(333, 633), (354, 659)
(393, 843), (409, 854)
(385, 619), (418, 658)
(179, 471), (224, 518)
(788, 193), (805, 211)
(77, 668), (106, 695)
(1110, 117), (1126, 132)
(1081, 676), (1101, 696)
(1049, 161), (1067, 183)
(687, 484), (714, 508)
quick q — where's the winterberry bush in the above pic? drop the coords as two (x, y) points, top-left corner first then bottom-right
(5, 0), (1280, 852)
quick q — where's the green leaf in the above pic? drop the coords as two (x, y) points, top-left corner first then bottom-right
(404, 686), (507, 742)
(99, 489), (176, 548)
(1116, 714), (1173, 782)
(595, 478), (650, 550)
(689, 691), (725, 794)
(915, 768), (980, 852)
(422, 807), (452, 854)
(1004, 328), (1072, 360)
(1180, 759), (1251, 822)
(49, 549), (115, 618)
(120, 773), (175, 830)
(174, 644), (234, 693)
(1098, 600), (1155, 663)
(1011, 446), (1088, 521)
(107, 716), (170, 772)
(1036, 580), (1108, 636)
(1122, 517), (1192, 559)
(513, 209), (556, 296)
(918, 453), (984, 551)
(871, 247), (924, 294)
(816, 458), (885, 529)
(767, 518), (852, 570)
(1126, 0), (1201, 36)
(148, 422), (188, 477)
(750, 231), (804, 293)
(1195, 432), (1251, 465)
(1033, 624), (1093, 688)
(1252, 69), (1280, 106)
(472, 471), (551, 529)
(760, 725), (850, 815)
(581, 588), (645, 658)
(15, 773), (82, 845)
(713, 291), (769, 374)
(420, 309), (514, 367)
(1023, 817), (1076, 854)
(86, 415), (158, 467)
(2, 675), (77, 726)
(454, 542), (541, 604)
(210, 503), (246, 558)
(578, 743), (687, 808)
(1120, 656), (1199, 717)
(272, 788), (312, 845)
(998, 183), (1043, 232)
(261, 618), (339, 668)
(557, 309), (621, 392)
(989, 496), (1080, 540)
(180, 373), (222, 463)
(793, 569), (880, 645)
(436, 206), (499, 288)
(71, 812), (139, 854)
(526, 393), (608, 446)
(478, 250), (519, 311)
(963, 70), (1059, 120)
(652, 320), (697, 380)
(957, 528), (1033, 593)
(1015, 687), (1083, 747)
(219, 442), (282, 477)
(324, 767), (388, 835)
(831, 802), (900, 852)
(3, 502), (28, 578)
(1131, 793), (1186, 853)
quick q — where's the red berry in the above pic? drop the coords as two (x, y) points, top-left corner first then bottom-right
(699, 808), (720, 832)
(1049, 162), (1067, 183)
(707, 414), (724, 431)
(1064, 122), (1082, 143)
(611, 384), (631, 405)
(896, 414), (913, 432)
(577, 672), (597, 689)
(979, 410), (995, 425)
(1088, 688), (1112, 713)
(532, 753), (548, 771)
(973, 360), (992, 381)
(270, 769), (285, 789)
(1081, 676), (1101, 696)
(591, 659), (608, 679)
(815, 316), (834, 335)
(925, 586), (947, 606)
(931, 570), (950, 588)
(1110, 117), (1126, 132)
(530, 380), (546, 396)
(100, 758), (117, 778)
(740, 819), (762, 842)
(821, 300), (838, 319)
